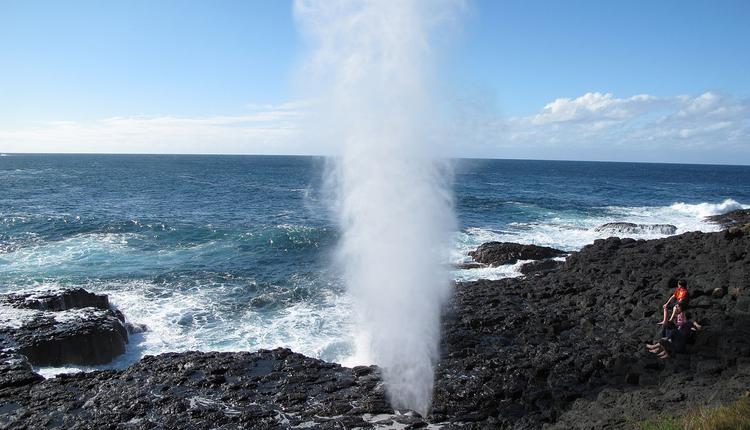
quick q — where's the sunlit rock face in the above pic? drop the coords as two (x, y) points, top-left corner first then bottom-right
(0, 288), (128, 366)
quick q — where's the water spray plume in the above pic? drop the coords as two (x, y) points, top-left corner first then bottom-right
(294, 0), (462, 415)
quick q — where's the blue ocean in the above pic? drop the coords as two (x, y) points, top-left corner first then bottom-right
(1, 154), (749, 375)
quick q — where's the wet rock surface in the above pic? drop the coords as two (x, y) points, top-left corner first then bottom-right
(455, 262), (486, 270)
(0, 288), (110, 312)
(468, 242), (566, 266)
(519, 258), (563, 275)
(0, 348), (402, 430)
(1, 227), (749, 429)
(594, 222), (677, 235)
(0, 351), (43, 389)
(707, 208), (750, 228)
(0, 288), (129, 366)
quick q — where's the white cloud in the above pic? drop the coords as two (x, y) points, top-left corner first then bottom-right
(484, 91), (750, 164)
(2, 92), (748, 164)
(529, 92), (659, 125)
(0, 103), (308, 155)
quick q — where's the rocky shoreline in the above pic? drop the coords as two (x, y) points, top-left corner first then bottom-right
(1, 210), (749, 429)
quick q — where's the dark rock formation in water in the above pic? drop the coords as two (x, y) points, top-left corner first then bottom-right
(519, 258), (563, 275)
(0, 289), (129, 366)
(468, 241), (566, 266)
(594, 222), (678, 235)
(455, 262), (486, 270)
(1, 288), (110, 311)
(2, 223), (749, 429)
(707, 208), (750, 228)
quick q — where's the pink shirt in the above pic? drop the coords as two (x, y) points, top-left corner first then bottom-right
(676, 312), (687, 328)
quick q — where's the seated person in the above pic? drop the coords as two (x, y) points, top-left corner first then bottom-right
(648, 303), (701, 359)
(658, 279), (688, 326)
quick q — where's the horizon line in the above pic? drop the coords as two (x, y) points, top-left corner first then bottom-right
(1, 151), (748, 168)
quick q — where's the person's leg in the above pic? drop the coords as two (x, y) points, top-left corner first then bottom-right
(660, 321), (676, 341)
(648, 343), (664, 354)
(659, 304), (668, 324)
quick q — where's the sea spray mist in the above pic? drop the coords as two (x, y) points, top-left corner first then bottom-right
(294, 0), (462, 415)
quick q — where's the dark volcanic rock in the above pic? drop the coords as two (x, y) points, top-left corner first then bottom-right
(0, 289), (129, 366)
(707, 208), (750, 228)
(0, 288), (109, 311)
(0, 348), (396, 429)
(0, 351), (43, 389)
(435, 231), (750, 429)
(468, 242), (566, 266)
(519, 258), (563, 275)
(455, 262), (486, 270)
(594, 222), (677, 235)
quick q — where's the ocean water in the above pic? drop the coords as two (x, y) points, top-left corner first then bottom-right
(1, 154), (748, 376)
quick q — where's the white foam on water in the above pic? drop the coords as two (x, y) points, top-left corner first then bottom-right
(669, 198), (746, 218)
(0, 307), (39, 330)
(0, 231), (252, 278)
(34, 365), (82, 379)
(451, 199), (747, 281)
(31, 277), (356, 378)
(0, 233), (135, 274)
(452, 259), (527, 283)
(52, 307), (103, 324)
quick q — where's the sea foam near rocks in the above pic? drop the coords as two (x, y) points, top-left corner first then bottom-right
(452, 199), (746, 281)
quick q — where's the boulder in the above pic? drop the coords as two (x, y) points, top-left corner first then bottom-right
(0, 288), (129, 366)
(468, 242), (566, 266)
(594, 222), (677, 235)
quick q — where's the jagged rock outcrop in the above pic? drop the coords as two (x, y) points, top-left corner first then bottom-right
(468, 242), (566, 266)
(594, 222), (677, 235)
(0, 289), (129, 366)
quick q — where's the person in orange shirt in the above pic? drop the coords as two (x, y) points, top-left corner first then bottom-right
(658, 279), (689, 326)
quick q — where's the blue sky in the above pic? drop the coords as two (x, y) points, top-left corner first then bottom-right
(1, 0), (748, 163)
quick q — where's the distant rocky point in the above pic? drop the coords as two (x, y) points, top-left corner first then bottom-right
(468, 241), (566, 266)
(707, 208), (750, 228)
(594, 222), (678, 235)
